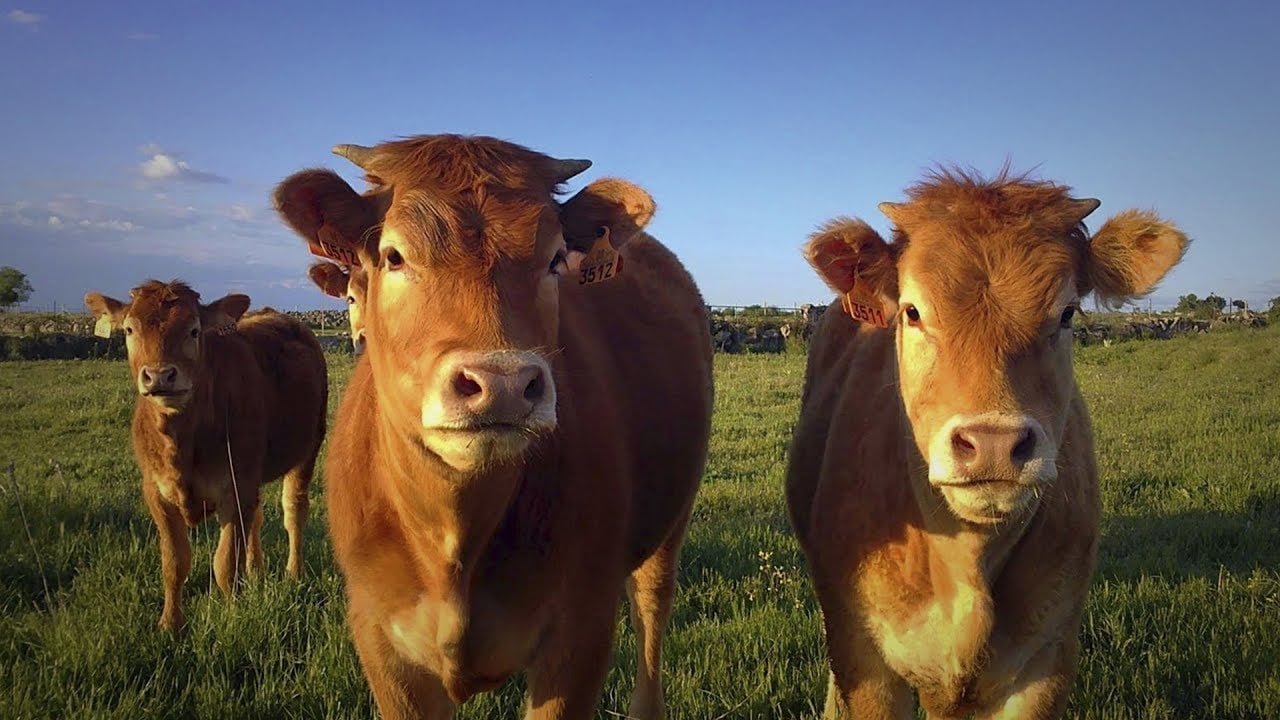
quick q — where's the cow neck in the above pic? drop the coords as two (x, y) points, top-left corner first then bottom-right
(890, 367), (1036, 589)
(372, 411), (529, 598)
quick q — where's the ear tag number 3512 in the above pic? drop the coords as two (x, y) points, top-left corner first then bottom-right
(307, 226), (360, 267)
(568, 227), (623, 286)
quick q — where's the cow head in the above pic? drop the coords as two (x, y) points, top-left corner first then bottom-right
(275, 135), (655, 472)
(309, 261), (369, 352)
(84, 281), (250, 411)
(804, 169), (1188, 525)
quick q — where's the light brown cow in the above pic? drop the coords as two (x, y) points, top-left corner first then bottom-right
(273, 134), (713, 719)
(309, 260), (368, 351)
(787, 169), (1188, 719)
(84, 281), (328, 631)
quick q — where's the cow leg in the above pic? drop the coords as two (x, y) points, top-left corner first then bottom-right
(350, 605), (456, 720)
(244, 501), (265, 578)
(524, 593), (621, 720)
(624, 515), (690, 720)
(143, 477), (191, 632)
(281, 457), (314, 579)
(214, 484), (259, 597)
(818, 598), (913, 720)
(977, 637), (1078, 720)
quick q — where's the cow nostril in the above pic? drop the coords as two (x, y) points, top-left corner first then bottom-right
(1011, 428), (1037, 464)
(523, 372), (545, 402)
(951, 431), (976, 461)
(162, 367), (177, 384)
(453, 372), (483, 398)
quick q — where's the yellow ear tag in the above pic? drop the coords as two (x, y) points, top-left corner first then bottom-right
(841, 280), (889, 328)
(572, 227), (623, 286)
(93, 315), (113, 338)
(307, 226), (360, 267)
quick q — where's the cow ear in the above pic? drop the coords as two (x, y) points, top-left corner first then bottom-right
(274, 169), (382, 267)
(560, 178), (656, 251)
(308, 261), (349, 299)
(84, 292), (129, 329)
(201, 293), (251, 331)
(1085, 209), (1189, 308)
(803, 218), (898, 300)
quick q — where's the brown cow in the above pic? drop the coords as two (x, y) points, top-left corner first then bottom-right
(309, 260), (368, 351)
(84, 281), (328, 631)
(273, 135), (712, 719)
(787, 169), (1188, 719)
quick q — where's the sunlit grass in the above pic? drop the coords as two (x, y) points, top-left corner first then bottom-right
(1, 326), (1277, 718)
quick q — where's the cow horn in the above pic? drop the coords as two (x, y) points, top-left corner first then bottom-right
(332, 144), (375, 169)
(1068, 197), (1101, 221)
(551, 158), (592, 182)
(878, 201), (905, 224)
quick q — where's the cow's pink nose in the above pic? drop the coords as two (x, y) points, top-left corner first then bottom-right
(448, 362), (547, 424)
(139, 364), (178, 394)
(950, 422), (1038, 479)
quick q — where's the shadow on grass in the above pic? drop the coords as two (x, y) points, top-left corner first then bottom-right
(1099, 485), (1280, 582)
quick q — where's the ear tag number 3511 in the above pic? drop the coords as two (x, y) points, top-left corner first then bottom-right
(841, 281), (889, 328)
(568, 227), (624, 286)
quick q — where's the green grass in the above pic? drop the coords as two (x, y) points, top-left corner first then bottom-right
(1, 328), (1278, 718)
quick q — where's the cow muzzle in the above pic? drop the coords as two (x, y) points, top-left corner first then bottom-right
(136, 364), (191, 408)
(927, 412), (1056, 524)
(420, 350), (557, 471)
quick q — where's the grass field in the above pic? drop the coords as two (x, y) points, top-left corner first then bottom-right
(1, 326), (1278, 719)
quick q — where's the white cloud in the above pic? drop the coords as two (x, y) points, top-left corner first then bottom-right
(1, 195), (200, 234)
(6, 9), (43, 25)
(136, 144), (228, 184)
(229, 204), (253, 221)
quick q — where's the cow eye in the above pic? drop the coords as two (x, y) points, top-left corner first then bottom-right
(1060, 306), (1077, 327)
(549, 249), (568, 276)
(903, 304), (922, 325)
(346, 295), (356, 304)
(384, 248), (404, 270)
(125, 326), (134, 336)
(189, 327), (200, 338)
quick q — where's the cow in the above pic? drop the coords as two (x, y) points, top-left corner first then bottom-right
(272, 134), (713, 720)
(786, 169), (1188, 719)
(84, 281), (328, 632)
(309, 260), (368, 351)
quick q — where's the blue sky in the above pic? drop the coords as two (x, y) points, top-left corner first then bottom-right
(3, 1), (1277, 312)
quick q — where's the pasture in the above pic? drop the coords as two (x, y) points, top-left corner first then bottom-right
(1, 326), (1278, 719)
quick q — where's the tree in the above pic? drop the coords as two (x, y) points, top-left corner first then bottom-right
(1269, 297), (1280, 323)
(1203, 293), (1227, 313)
(0, 267), (33, 310)
(1175, 293), (1200, 313)
(1231, 299), (1247, 312)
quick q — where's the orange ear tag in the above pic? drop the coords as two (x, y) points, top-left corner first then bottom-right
(307, 226), (360, 267)
(841, 280), (889, 328)
(570, 227), (623, 286)
(93, 315), (113, 338)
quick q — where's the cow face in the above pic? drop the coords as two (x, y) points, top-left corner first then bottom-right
(805, 171), (1188, 524)
(275, 135), (654, 472)
(309, 261), (369, 352)
(84, 281), (249, 411)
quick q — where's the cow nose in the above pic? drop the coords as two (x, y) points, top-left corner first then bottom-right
(449, 362), (547, 423)
(139, 364), (178, 394)
(950, 422), (1038, 479)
